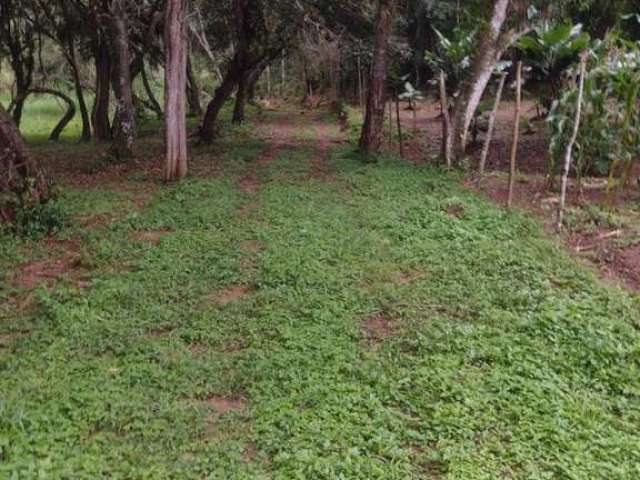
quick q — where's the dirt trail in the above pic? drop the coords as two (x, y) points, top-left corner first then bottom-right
(238, 110), (303, 195)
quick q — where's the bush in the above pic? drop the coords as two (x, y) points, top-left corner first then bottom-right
(1, 181), (65, 238)
(6, 199), (65, 238)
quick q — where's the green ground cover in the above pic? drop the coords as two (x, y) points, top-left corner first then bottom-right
(0, 106), (639, 479)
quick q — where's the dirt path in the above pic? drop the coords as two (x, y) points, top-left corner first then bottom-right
(250, 109), (345, 185)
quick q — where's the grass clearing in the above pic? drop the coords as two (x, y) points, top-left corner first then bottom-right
(1, 107), (639, 478)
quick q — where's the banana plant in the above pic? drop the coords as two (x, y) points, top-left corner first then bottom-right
(518, 22), (590, 115)
(399, 80), (424, 133)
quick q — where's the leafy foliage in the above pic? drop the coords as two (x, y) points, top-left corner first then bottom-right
(518, 22), (590, 111)
(548, 34), (640, 184)
(425, 27), (475, 94)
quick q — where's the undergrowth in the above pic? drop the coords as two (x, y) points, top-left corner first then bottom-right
(0, 109), (639, 479)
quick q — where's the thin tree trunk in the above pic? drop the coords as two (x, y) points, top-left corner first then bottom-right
(558, 54), (587, 229)
(67, 40), (91, 142)
(109, 0), (136, 160)
(477, 72), (506, 185)
(412, 102), (417, 134)
(281, 54), (286, 97)
(141, 64), (163, 119)
(92, 41), (112, 142)
(199, 58), (241, 142)
(28, 88), (76, 141)
(507, 61), (522, 209)
(388, 100), (393, 147)
(164, 0), (188, 182)
(359, 0), (394, 155)
(186, 55), (203, 117)
(233, 75), (248, 124)
(396, 96), (404, 158)
(357, 54), (364, 111)
(266, 65), (272, 98)
(439, 71), (452, 169)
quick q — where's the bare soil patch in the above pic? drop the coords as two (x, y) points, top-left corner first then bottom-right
(243, 442), (259, 462)
(595, 242), (640, 291)
(240, 240), (264, 253)
(208, 285), (253, 306)
(239, 174), (261, 194)
(205, 395), (248, 415)
(443, 204), (465, 219)
(309, 115), (342, 180)
(133, 229), (170, 245)
(0, 331), (28, 349)
(362, 312), (396, 343)
(14, 256), (83, 289)
(150, 325), (176, 338)
(391, 270), (424, 286)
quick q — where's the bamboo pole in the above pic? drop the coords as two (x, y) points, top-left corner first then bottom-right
(507, 61), (522, 209)
(477, 73), (507, 186)
(558, 54), (587, 230)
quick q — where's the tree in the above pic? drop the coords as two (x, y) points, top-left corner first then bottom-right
(35, 0), (93, 142)
(447, 0), (537, 161)
(108, 0), (136, 160)
(198, 0), (304, 141)
(359, 0), (394, 155)
(88, 0), (114, 142)
(0, 0), (36, 128)
(0, 105), (51, 223)
(164, 0), (189, 182)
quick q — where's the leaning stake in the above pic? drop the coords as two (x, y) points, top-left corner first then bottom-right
(477, 73), (507, 186)
(557, 53), (587, 230)
(507, 61), (523, 209)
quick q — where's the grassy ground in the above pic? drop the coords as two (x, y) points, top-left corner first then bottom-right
(1, 104), (639, 479)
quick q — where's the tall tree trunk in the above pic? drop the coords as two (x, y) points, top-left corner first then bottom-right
(92, 41), (112, 142)
(448, 0), (530, 161)
(186, 55), (203, 117)
(109, 0), (136, 160)
(164, 0), (188, 182)
(0, 105), (50, 223)
(359, 0), (394, 155)
(68, 40), (92, 142)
